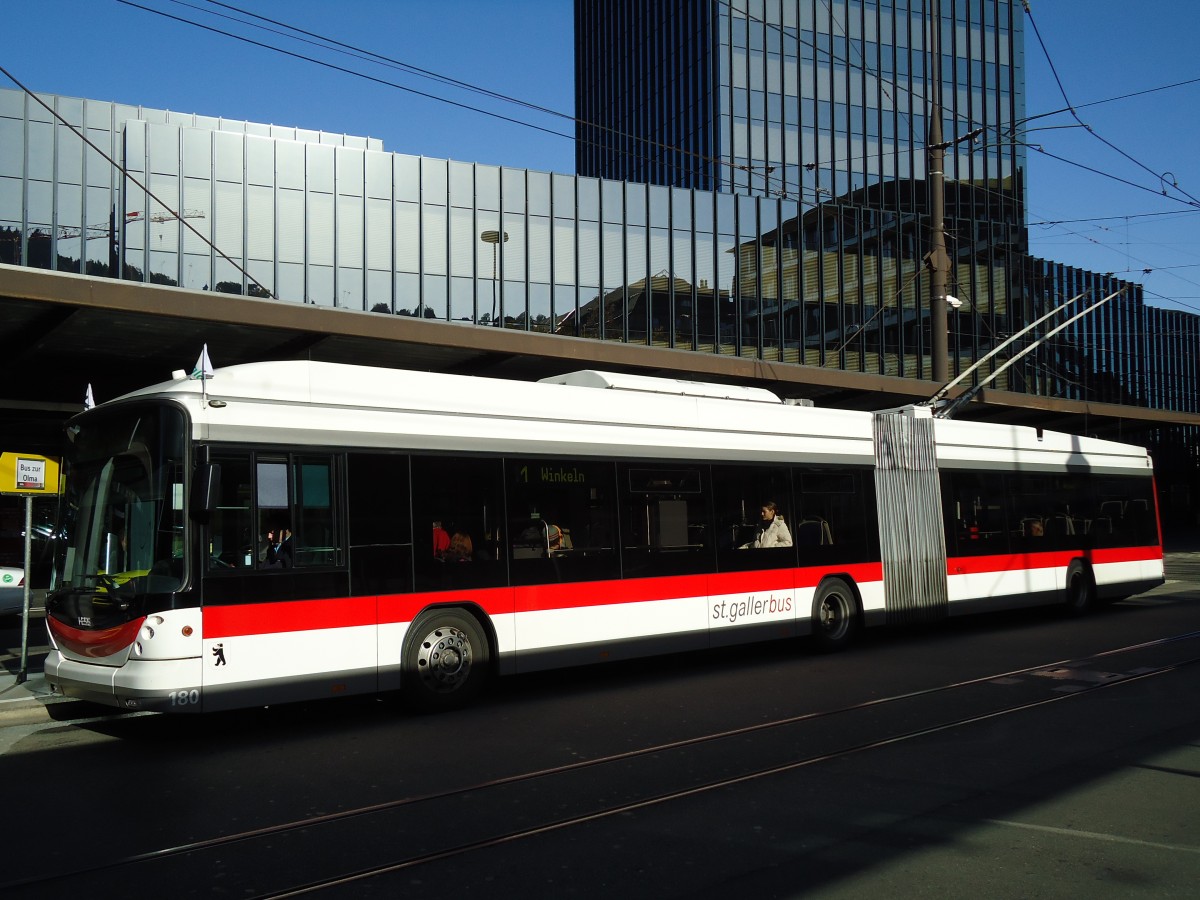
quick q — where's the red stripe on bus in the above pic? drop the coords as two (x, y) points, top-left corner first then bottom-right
(191, 547), (1164, 640)
(203, 596), (378, 639)
(947, 545), (1162, 575)
(377, 586), (515, 623)
(706, 562), (885, 596)
(1090, 545), (1163, 564)
(201, 565), (893, 638)
(48, 617), (145, 658)
(515, 573), (708, 613)
(516, 564), (887, 614)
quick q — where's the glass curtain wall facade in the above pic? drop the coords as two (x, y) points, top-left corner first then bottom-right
(0, 89), (380, 292)
(576, 0), (1024, 220)
(575, 0), (1033, 381)
(0, 88), (1016, 380)
(0, 84), (1195, 417)
(572, 1), (1199, 420)
(575, 2), (717, 190)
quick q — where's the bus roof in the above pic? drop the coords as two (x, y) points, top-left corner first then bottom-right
(96, 360), (1151, 474)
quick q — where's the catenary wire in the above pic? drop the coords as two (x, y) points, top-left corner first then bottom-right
(1021, 0), (1200, 209)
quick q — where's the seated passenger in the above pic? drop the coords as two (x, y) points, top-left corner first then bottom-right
(741, 501), (793, 549)
(278, 526), (294, 567)
(432, 520), (450, 558)
(445, 526), (474, 562)
(547, 523), (572, 551)
(260, 527), (291, 568)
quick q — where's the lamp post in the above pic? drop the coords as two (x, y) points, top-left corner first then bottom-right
(480, 229), (508, 325)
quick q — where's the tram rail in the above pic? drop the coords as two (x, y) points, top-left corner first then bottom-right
(6, 629), (1200, 897)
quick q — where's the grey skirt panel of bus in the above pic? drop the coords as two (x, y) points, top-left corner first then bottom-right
(873, 409), (949, 624)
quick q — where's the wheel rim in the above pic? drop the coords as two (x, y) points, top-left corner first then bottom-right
(415, 625), (474, 694)
(820, 590), (850, 640)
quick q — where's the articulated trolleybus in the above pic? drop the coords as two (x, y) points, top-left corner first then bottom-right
(44, 361), (1164, 713)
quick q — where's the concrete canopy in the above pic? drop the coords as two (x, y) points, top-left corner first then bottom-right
(2, 263), (1196, 457)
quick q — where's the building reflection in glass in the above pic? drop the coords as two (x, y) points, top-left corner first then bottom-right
(0, 87), (1189, 415)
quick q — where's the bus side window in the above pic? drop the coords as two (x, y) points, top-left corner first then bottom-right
(207, 452), (253, 571)
(945, 471), (1010, 557)
(1006, 473), (1051, 551)
(794, 468), (876, 566)
(619, 465), (712, 579)
(206, 451), (342, 573)
(291, 456), (339, 567)
(256, 457), (289, 568)
(711, 463), (794, 573)
(505, 458), (619, 586)
(347, 452), (412, 596)
(1096, 476), (1157, 548)
(411, 455), (506, 593)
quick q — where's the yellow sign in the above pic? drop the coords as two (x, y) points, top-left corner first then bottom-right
(0, 452), (61, 495)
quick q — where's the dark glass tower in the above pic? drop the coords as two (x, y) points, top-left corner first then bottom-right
(576, 0), (1025, 228)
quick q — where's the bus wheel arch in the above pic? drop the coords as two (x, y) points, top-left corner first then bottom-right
(811, 575), (861, 652)
(402, 605), (493, 711)
(1064, 559), (1096, 615)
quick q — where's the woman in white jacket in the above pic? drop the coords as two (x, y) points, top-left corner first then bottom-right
(744, 501), (793, 549)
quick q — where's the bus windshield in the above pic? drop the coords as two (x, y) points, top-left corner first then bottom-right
(54, 402), (189, 600)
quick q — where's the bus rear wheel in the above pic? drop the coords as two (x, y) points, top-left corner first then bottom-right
(813, 577), (858, 652)
(1064, 560), (1096, 616)
(403, 609), (490, 711)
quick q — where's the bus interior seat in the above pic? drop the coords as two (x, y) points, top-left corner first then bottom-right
(1045, 514), (1075, 537)
(796, 518), (832, 546)
(513, 521), (548, 559)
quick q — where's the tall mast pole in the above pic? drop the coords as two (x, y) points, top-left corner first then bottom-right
(927, 0), (950, 383)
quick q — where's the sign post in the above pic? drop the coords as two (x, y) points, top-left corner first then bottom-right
(1, 453), (61, 684)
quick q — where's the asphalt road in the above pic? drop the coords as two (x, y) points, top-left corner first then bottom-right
(1, 564), (1198, 899)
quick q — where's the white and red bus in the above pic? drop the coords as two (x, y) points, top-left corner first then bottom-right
(43, 361), (1164, 713)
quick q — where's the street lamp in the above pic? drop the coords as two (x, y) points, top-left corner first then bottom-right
(480, 229), (509, 326)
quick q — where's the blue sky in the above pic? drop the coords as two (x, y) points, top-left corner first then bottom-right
(3, 0), (1199, 315)
(1016, 0), (1200, 317)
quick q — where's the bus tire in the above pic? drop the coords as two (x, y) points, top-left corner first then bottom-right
(812, 577), (859, 652)
(1064, 560), (1095, 616)
(402, 609), (490, 711)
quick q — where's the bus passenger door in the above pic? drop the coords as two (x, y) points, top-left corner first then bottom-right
(200, 450), (359, 711)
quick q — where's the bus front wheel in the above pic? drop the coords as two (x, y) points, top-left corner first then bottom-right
(403, 609), (490, 711)
(812, 577), (859, 652)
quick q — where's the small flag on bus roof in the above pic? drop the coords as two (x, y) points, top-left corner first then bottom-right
(190, 344), (214, 381)
(84, 384), (95, 410)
